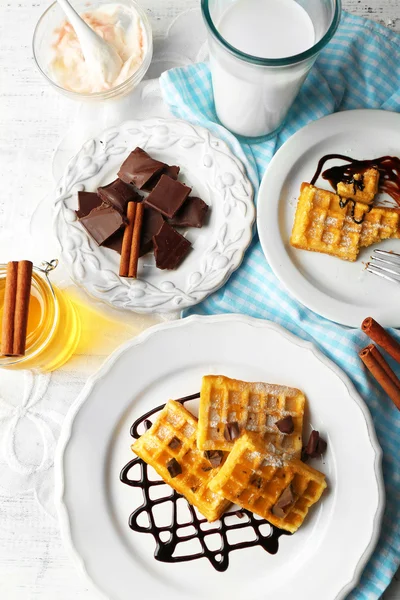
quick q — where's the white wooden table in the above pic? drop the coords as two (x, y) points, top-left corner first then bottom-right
(0, 1), (399, 598)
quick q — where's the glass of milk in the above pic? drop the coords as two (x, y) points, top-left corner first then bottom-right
(202, 0), (341, 139)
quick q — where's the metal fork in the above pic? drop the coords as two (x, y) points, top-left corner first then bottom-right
(366, 249), (400, 284)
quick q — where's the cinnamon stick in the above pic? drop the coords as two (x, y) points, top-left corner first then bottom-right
(128, 202), (144, 278)
(119, 201), (137, 277)
(119, 201), (144, 278)
(1, 260), (33, 357)
(359, 344), (400, 410)
(362, 317), (400, 363)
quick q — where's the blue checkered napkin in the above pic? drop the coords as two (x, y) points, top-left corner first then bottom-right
(160, 11), (400, 599)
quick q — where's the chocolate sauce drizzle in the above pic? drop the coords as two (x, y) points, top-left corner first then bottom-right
(310, 153), (400, 204)
(120, 394), (290, 572)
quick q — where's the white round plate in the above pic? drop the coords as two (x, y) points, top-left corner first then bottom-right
(257, 109), (400, 327)
(56, 314), (384, 600)
(54, 118), (254, 312)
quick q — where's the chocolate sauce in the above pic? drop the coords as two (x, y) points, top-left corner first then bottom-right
(121, 394), (290, 571)
(310, 153), (400, 205)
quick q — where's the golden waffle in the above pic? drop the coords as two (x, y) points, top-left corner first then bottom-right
(197, 375), (305, 457)
(209, 432), (327, 533)
(337, 168), (379, 204)
(131, 400), (231, 522)
(290, 183), (400, 261)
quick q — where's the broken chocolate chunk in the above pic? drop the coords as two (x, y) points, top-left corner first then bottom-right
(204, 450), (224, 468)
(153, 222), (191, 270)
(272, 485), (294, 518)
(102, 230), (123, 253)
(275, 415), (294, 434)
(224, 421), (240, 442)
(166, 457), (182, 478)
(168, 197), (209, 228)
(303, 430), (327, 459)
(305, 430), (319, 456)
(79, 204), (125, 246)
(168, 436), (181, 450)
(76, 191), (102, 219)
(97, 178), (141, 214)
(144, 174), (191, 219)
(143, 164), (181, 191)
(118, 147), (165, 189)
(140, 207), (165, 256)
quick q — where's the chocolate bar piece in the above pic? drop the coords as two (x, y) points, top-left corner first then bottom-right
(140, 207), (164, 256)
(153, 222), (191, 269)
(145, 175), (191, 219)
(97, 178), (141, 214)
(103, 230), (123, 253)
(76, 191), (102, 219)
(142, 164), (181, 191)
(118, 147), (165, 189)
(80, 204), (125, 246)
(168, 197), (209, 228)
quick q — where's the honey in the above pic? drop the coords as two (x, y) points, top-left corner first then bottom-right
(0, 262), (81, 372)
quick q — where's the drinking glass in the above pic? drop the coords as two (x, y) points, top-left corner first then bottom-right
(202, 0), (341, 140)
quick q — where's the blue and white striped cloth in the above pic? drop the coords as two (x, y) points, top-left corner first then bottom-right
(160, 12), (400, 599)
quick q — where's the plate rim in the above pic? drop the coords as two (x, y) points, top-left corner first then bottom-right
(257, 108), (400, 327)
(53, 116), (255, 314)
(54, 313), (385, 600)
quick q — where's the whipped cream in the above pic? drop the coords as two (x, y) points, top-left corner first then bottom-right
(50, 3), (147, 94)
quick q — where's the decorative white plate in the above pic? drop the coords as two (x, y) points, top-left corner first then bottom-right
(55, 314), (384, 600)
(257, 109), (400, 327)
(54, 118), (254, 312)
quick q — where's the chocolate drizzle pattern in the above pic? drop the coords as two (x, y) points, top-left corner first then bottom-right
(310, 153), (400, 204)
(120, 393), (290, 571)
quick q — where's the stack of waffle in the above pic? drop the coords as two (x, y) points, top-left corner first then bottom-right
(132, 375), (327, 533)
(291, 176), (400, 262)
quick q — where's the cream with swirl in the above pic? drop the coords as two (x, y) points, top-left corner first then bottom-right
(50, 3), (147, 94)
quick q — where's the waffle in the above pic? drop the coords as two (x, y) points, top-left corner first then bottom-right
(290, 183), (400, 261)
(131, 400), (231, 522)
(209, 432), (327, 533)
(197, 375), (305, 457)
(337, 168), (379, 204)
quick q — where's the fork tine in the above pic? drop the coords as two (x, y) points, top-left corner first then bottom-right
(371, 255), (400, 268)
(373, 249), (400, 260)
(366, 264), (400, 284)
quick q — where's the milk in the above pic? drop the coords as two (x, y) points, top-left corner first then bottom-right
(208, 0), (316, 137)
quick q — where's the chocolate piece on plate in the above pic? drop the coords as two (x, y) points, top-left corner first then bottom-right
(153, 222), (191, 270)
(76, 191), (102, 219)
(144, 175), (191, 219)
(166, 457), (182, 478)
(118, 147), (165, 189)
(224, 421), (240, 442)
(303, 430), (327, 459)
(169, 197), (209, 228)
(275, 415), (294, 434)
(140, 208), (165, 256)
(143, 164), (181, 191)
(103, 230), (123, 254)
(80, 204), (125, 246)
(98, 178), (141, 214)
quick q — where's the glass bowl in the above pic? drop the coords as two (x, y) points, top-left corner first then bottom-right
(32, 0), (153, 101)
(0, 261), (81, 372)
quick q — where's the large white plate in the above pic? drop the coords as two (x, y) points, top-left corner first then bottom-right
(54, 117), (254, 312)
(55, 314), (384, 600)
(257, 109), (400, 327)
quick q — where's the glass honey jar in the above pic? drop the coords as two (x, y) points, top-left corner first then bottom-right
(0, 260), (81, 371)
